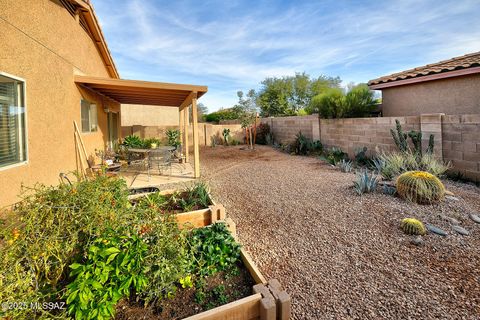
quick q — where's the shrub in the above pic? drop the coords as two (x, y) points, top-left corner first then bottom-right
(166, 129), (181, 147)
(377, 151), (450, 180)
(0, 176), (132, 318)
(255, 123), (271, 145)
(189, 223), (241, 277)
(222, 128), (231, 146)
(65, 229), (148, 319)
(396, 171), (445, 204)
(400, 218), (426, 235)
(293, 131), (311, 155)
(310, 88), (346, 118)
(354, 170), (379, 195)
(325, 147), (348, 165)
(354, 146), (371, 167)
(123, 135), (144, 148)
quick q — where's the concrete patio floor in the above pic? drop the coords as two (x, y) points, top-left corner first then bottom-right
(120, 162), (195, 189)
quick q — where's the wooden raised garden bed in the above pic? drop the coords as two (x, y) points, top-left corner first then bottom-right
(181, 218), (291, 320)
(127, 187), (291, 319)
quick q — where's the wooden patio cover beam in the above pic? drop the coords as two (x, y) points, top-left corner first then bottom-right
(74, 75), (207, 107)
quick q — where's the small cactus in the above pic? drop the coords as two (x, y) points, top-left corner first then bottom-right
(401, 218), (426, 235)
(396, 171), (445, 204)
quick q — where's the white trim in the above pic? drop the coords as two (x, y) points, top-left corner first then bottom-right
(0, 160), (28, 172)
(0, 71), (28, 170)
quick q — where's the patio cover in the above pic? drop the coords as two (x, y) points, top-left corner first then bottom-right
(74, 75), (208, 178)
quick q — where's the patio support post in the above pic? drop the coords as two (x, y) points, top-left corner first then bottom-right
(179, 108), (184, 156)
(191, 94), (200, 178)
(184, 106), (189, 163)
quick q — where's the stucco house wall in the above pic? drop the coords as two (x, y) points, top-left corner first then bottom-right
(381, 74), (480, 117)
(0, 0), (120, 206)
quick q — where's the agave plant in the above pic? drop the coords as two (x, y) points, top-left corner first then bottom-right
(354, 169), (379, 195)
(338, 159), (353, 173)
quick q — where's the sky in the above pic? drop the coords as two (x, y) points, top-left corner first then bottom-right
(93, 0), (480, 112)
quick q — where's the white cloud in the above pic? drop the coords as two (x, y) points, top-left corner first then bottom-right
(94, 0), (480, 110)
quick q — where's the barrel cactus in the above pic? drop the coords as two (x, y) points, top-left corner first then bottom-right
(401, 218), (426, 235)
(396, 171), (445, 204)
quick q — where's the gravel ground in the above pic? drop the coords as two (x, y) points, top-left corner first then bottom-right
(199, 145), (480, 320)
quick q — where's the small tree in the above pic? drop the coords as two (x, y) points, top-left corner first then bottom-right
(309, 88), (345, 118)
(235, 90), (258, 149)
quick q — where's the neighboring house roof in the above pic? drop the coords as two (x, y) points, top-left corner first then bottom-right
(368, 52), (480, 90)
(61, 0), (119, 78)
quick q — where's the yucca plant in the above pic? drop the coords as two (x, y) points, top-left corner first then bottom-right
(396, 171), (445, 204)
(354, 170), (379, 195)
(400, 218), (426, 235)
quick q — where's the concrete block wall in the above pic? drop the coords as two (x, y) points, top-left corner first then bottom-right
(442, 114), (480, 182)
(259, 113), (480, 182)
(260, 115), (320, 144)
(320, 116), (421, 157)
(121, 123), (243, 147)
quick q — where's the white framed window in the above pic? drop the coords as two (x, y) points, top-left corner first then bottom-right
(0, 72), (27, 169)
(81, 99), (98, 133)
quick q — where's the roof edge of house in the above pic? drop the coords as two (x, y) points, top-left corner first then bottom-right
(368, 51), (480, 90)
(68, 0), (120, 79)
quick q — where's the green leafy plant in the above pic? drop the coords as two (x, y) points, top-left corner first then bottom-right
(189, 223), (241, 276)
(179, 275), (194, 289)
(354, 170), (379, 195)
(354, 146), (371, 167)
(166, 129), (181, 147)
(123, 135), (144, 148)
(396, 171), (445, 204)
(325, 147), (348, 165)
(65, 229), (148, 319)
(400, 218), (426, 235)
(293, 131), (311, 155)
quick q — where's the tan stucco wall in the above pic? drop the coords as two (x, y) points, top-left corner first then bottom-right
(121, 104), (179, 126)
(381, 74), (480, 117)
(0, 0), (120, 206)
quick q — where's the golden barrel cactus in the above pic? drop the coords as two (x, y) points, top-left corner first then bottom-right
(396, 171), (445, 204)
(401, 218), (426, 235)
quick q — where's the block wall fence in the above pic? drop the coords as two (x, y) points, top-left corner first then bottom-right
(121, 123), (244, 146)
(261, 114), (480, 182)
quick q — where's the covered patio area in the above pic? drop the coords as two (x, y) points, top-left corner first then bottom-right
(74, 75), (208, 186)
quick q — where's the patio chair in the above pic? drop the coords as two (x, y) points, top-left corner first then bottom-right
(148, 149), (172, 179)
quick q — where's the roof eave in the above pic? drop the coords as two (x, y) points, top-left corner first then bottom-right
(368, 66), (480, 90)
(66, 0), (120, 79)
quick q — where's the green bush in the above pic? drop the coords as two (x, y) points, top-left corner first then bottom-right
(65, 229), (148, 319)
(166, 129), (181, 147)
(325, 147), (348, 165)
(123, 135), (161, 149)
(0, 176), (132, 319)
(189, 223), (241, 277)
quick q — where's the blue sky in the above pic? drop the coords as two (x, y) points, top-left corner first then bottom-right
(94, 0), (480, 112)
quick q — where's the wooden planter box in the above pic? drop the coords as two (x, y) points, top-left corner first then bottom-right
(178, 211), (291, 320)
(129, 188), (291, 319)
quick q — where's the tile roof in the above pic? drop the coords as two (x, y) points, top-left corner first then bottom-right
(368, 51), (480, 86)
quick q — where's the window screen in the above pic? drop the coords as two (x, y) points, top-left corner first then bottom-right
(0, 74), (26, 168)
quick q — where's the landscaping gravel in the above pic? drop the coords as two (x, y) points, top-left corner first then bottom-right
(200, 145), (480, 319)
